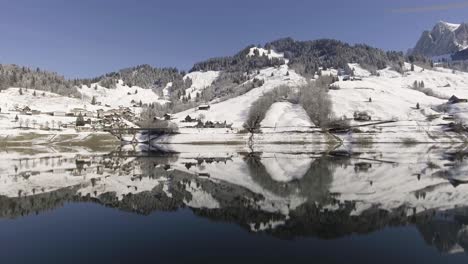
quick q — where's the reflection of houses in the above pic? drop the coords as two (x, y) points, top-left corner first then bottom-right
(354, 162), (372, 172)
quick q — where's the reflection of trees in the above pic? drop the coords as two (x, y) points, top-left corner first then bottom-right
(0, 187), (78, 219)
(417, 208), (468, 254)
(138, 154), (179, 178)
(5, 149), (468, 255)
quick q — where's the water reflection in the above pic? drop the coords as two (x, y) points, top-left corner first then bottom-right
(2, 144), (468, 254)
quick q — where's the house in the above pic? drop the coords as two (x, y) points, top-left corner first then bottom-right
(198, 105), (210, 111)
(184, 115), (194, 122)
(20, 106), (32, 114)
(164, 113), (173, 120)
(53, 111), (66, 117)
(354, 111), (371, 121)
(97, 109), (104, 118)
(448, 95), (468, 104)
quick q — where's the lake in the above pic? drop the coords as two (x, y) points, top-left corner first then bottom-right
(1, 143), (468, 263)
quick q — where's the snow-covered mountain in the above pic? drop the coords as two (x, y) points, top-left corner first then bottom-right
(412, 21), (468, 57)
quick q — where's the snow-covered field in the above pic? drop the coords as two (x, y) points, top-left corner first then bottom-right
(152, 62), (468, 145)
(79, 79), (167, 107)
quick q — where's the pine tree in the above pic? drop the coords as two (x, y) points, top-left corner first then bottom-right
(75, 113), (85, 127)
(91, 96), (97, 105)
(19, 88), (23, 95)
(33, 90), (37, 96)
(411, 63), (415, 71)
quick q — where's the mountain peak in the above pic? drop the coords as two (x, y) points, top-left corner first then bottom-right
(411, 21), (467, 57)
(436, 21), (460, 31)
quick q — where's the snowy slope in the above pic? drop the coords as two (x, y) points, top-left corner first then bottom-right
(174, 65), (305, 128)
(183, 71), (220, 100)
(260, 102), (314, 131)
(247, 47), (286, 60)
(79, 80), (167, 107)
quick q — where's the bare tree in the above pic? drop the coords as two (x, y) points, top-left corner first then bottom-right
(299, 81), (332, 128)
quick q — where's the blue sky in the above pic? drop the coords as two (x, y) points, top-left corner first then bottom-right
(0, 0), (467, 78)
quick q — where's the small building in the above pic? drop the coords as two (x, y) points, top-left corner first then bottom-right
(354, 111), (371, 121)
(97, 109), (104, 118)
(164, 113), (173, 120)
(53, 111), (66, 117)
(448, 95), (468, 104)
(184, 115), (194, 122)
(198, 105), (211, 111)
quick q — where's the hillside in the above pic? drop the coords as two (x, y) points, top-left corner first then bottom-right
(1, 36), (468, 146)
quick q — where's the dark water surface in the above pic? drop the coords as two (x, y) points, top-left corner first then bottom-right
(1, 144), (468, 263)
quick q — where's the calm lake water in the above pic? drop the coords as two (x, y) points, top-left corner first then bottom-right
(2, 144), (468, 263)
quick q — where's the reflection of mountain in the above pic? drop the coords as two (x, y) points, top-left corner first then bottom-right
(2, 145), (468, 254)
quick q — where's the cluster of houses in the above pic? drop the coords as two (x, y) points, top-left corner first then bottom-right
(12, 104), (138, 132)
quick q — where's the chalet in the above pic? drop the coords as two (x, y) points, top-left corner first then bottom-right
(448, 95), (468, 104)
(97, 109), (104, 117)
(20, 106), (32, 114)
(353, 111), (371, 121)
(53, 111), (66, 117)
(164, 113), (173, 120)
(184, 115), (194, 122)
(31, 110), (41, 115)
(198, 105), (210, 111)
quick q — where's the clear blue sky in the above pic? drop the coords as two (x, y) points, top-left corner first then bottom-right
(0, 0), (467, 78)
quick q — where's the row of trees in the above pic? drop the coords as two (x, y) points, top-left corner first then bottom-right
(262, 38), (426, 76)
(0, 64), (79, 97)
(244, 77), (334, 132)
(191, 45), (285, 73)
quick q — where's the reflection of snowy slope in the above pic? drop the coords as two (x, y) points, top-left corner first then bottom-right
(260, 153), (313, 182)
